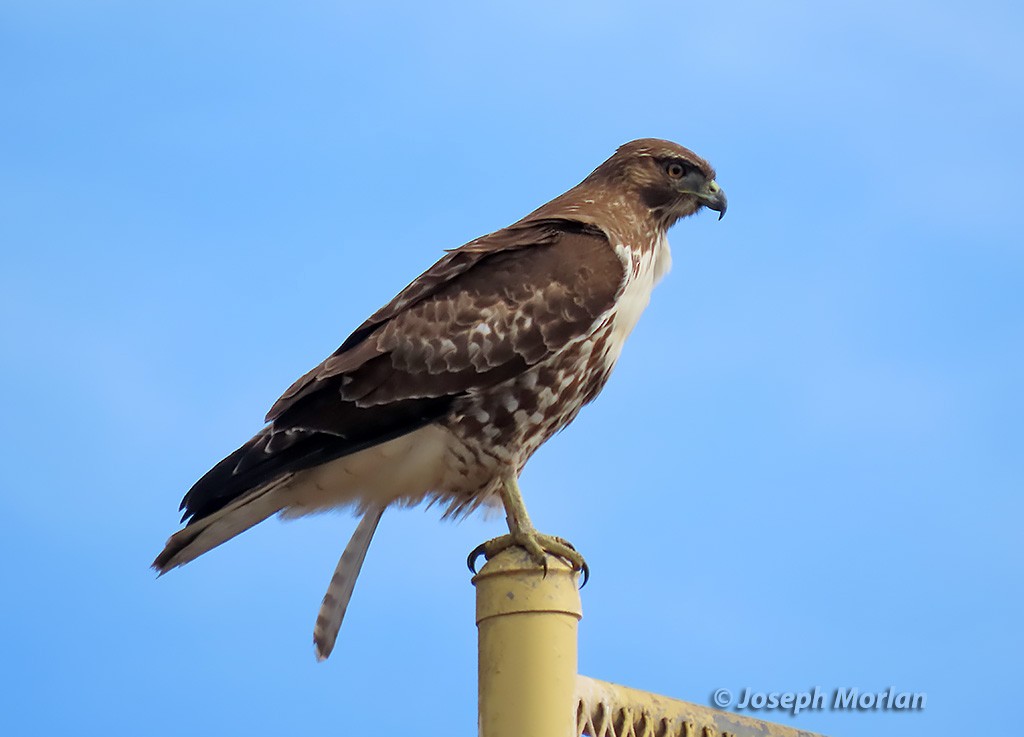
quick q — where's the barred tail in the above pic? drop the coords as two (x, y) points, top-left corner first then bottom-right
(313, 505), (385, 661)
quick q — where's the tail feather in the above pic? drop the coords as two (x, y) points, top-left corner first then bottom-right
(313, 505), (385, 661)
(152, 475), (292, 574)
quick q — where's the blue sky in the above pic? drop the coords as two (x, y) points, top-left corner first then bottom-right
(1, 2), (1021, 735)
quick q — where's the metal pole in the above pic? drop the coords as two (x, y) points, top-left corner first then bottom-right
(473, 547), (582, 737)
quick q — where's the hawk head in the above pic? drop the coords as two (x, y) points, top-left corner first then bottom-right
(589, 138), (727, 229)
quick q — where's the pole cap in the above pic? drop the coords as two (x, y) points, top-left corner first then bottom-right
(473, 547), (583, 624)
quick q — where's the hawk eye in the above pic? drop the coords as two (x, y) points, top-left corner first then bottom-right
(666, 162), (686, 179)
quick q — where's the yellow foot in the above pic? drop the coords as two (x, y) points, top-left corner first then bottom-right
(467, 532), (589, 586)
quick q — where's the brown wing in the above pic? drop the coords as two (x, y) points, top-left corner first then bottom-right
(178, 220), (623, 524)
(268, 219), (562, 418)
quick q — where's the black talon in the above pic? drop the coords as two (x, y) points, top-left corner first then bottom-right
(467, 543), (488, 574)
(578, 560), (590, 588)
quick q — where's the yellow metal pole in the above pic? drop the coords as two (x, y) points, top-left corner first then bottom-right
(473, 547), (582, 737)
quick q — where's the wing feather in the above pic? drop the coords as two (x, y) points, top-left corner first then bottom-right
(179, 219), (623, 525)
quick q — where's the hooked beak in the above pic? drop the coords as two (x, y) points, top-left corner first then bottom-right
(700, 180), (727, 220)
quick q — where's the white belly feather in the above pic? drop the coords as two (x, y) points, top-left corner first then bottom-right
(280, 425), (451, 516)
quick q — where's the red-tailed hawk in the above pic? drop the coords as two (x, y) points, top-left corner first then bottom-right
(154, 138), (726, 659)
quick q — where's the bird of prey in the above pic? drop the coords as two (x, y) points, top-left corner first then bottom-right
(154, 138), (726, 660)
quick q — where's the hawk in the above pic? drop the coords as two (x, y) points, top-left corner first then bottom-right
(154, 138), (726, 659)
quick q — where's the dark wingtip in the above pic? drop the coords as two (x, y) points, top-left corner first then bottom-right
(152, 533), (186, 575)
(151, 551), (172, 576)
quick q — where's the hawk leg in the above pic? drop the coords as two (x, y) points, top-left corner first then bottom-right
(467, 475), (588, 585)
